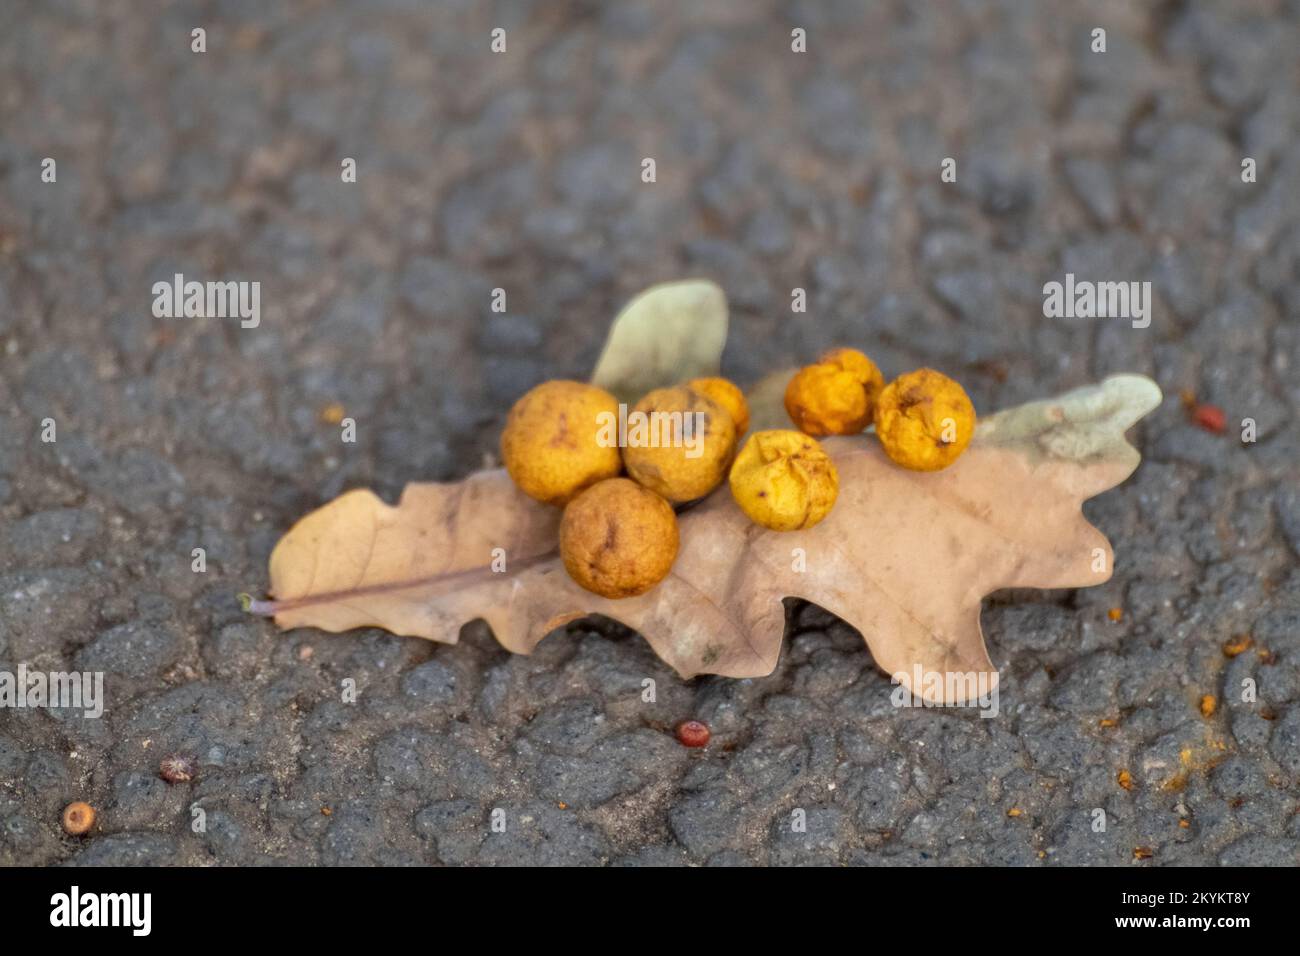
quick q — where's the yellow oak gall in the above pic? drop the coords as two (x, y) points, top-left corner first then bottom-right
(874, 368), (977, 471)
(621, 385), (737, 503)
(501, 380), (623, 505)
(728, 429), (839, 531)
(560, 478), (679, 598)
(685, 376), (750, 435)
(784, 347), (885, 436)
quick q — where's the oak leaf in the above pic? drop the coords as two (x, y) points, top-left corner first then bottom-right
(245, 375), (1160, 704)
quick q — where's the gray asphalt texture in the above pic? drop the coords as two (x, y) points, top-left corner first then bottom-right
(1, 0), (1298, 866)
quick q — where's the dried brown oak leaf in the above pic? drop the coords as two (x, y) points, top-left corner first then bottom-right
(246, 374), (1160, 705)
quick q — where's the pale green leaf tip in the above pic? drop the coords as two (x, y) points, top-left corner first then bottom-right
(977, 373), (1163, 462)
(589, 278), (730, 403)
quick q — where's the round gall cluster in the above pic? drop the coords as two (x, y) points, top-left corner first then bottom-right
(781, 348), (977, 472)
(498, 351), (975, 597)
(501, 377), (750, 598)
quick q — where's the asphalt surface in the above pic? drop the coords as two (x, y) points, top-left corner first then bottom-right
(0, 0), (1297, 866)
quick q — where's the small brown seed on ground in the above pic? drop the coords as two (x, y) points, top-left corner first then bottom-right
(62, 801), (95, 835)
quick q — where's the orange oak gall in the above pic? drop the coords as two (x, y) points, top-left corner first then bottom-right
(501, 380), (623, 506)
(874, 368), (976, 471)
(559, 478), (679, 598)
(784, 347), (884, 436)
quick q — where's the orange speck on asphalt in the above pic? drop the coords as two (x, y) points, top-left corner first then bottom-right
(1192, 403), (1226, 434)
(1222, 634), (1253, 657)
(1108, 607), (1124, 622)
(321, 402), (346, 425)
(1133, 846), (1154, 860)
(1117, 769), (1133, 790)
(1199, 695), (1217, 718)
